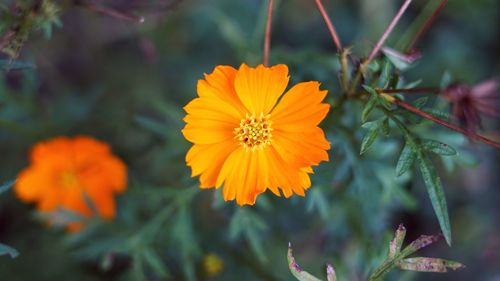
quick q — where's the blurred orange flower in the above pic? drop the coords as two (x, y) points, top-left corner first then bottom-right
(15, 136), (127, 230)
(182, 64), (330, 205)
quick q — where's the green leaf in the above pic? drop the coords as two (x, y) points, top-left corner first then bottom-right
(421, 140), (457, 156)
(398, 257), (465, 272)
(381, 117), (390, 136)
(412, 97), (428, 109)
(0, 179), (15, 194)
(396, 144), (417, 177)
(0, 243), (19, 258)
(288, 243), (322, 281)
(362, 95), (378, 123)
(134, 115), (168, 138)
(360, 119), (383, 155)
(142, 248), (171, 278)
(422, 108), (451, 122)
(417, 154), (452, 245)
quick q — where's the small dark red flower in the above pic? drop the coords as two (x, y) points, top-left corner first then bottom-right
(443, 78), (500, 132)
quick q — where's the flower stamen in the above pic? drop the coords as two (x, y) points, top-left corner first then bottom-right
(234, 113), (273, 151)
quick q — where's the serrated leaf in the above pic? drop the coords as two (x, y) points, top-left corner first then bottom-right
(0, 243), (19, 258)
(417, 154), (452, 245)
(421, 139), (457, 156)
(360, 120), (383, 155)
(381, 117), (390, 135)
(398, 257), (465, 272)
(412, 97), (428, 109)
(288, 244), (322, 281)
(362, 95), (378, 123)
(0, 179), (15, 194)
(422, 108), (451, 122)
(396, 144), (417, 176)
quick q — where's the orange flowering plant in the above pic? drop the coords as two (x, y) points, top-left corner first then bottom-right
(14, 136), (127, 230)
(182, 64), (330, 205)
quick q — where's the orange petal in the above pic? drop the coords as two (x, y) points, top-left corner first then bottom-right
(272, 81), (330, 132)
(186, 139), (239, 187)
(234, 64), (289, 115)
(216, 148), (267, 205)
(198, 65), (247, 114)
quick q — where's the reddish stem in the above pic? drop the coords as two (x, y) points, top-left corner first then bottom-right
(394, 99), (500, 148)
(314, 0), (342, 50)
(380, 87), (440, 94)
(263, 0), (274, 66)
(366, 0), (412, 65)
(406, 0), (448, 52)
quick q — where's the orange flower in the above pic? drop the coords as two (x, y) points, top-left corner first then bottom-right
(15, 136), (127, 230)
(182, 64), (330, 205)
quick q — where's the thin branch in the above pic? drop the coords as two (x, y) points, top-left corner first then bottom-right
(263, 0), (274, 66)
(77, 0), (145, 23)
(366, 0), (412, 65)
(379, 87), (440, 94)
(314, 0), (342, 50)
(393, 99), (500, 148)
(406, 0), (448, 52)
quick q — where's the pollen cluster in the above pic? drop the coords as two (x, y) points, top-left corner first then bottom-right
(234, 113), (273, 150)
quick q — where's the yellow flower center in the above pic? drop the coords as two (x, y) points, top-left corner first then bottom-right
(60, 170), (79, 189)
(235, 113), (273, 151)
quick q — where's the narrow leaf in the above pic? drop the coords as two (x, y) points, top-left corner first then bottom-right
(0, 243), (19, 258)
(381, 117), (390, 136)
(417, 154), (452, 245)
(0, 179), (15, 194)
(412, 97), (428, 109)
(421, 139), (457, 156)
(360, 120), (382, 155)
(288, 243), (322, 281)
(422, 108), (451, 122)
(398, 257), (465, 272)
(389, 224), (407, 258)
(362, 95), (378, 123)
(0, 60), (36, 71)
(396, 144), (416, 176)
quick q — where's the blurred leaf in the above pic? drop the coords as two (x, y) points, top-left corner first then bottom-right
(134, 115), (169, 138)
(306, 188), (329, 220)
(326, 264), (337, 281)
(288, 244), (322, 281)
(142, 248), (171, 278)
(398, 257), (465, 272)
(422, 108), (451, 122)
(381, 48), (420, 71)
(440, 71), (452, 89)
(412, 97), (428, 109)
(0, 179), (15, 194)
(421, 139), (457, 156)
(0, 60), (36, 70)
(0, 243), (19, 258)
(417, 154), (452, 245)
(396, 144), (416, 177)
(381, 117), (390, 136)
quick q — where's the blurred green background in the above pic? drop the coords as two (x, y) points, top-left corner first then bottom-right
(0, 0), (499, 280)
